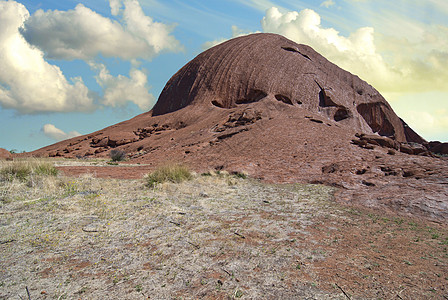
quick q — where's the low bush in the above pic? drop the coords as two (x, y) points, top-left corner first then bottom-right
(146, 164), (192, 188)
(110, 149), (127, 162)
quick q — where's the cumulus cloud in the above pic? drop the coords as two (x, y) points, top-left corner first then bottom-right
(42, 124), (81, 141)
(90, 62), (154, 110)
(21, 0), (183, 60)
(320, 0), (336, 8)
(0, 1), (94, 114)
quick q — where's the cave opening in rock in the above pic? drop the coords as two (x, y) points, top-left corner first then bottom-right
(274, 94), (293, 105)
(334, 108), (350, 122)
(357, 103), (395, 137)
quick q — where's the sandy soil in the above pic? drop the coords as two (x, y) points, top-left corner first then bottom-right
(1, 171), (447, 299)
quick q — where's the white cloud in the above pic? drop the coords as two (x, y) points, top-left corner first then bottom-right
(320, 0), (336, 8)
(0, 1), (94, 114)
(21, 0), (183, 60)
(109, 0), (121, 15)
(42, 124), (81, 141)
(90, 62), (154, 110)
(122, 0), (181, 55)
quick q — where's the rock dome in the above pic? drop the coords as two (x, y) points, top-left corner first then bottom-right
(153, 33), (424, 143)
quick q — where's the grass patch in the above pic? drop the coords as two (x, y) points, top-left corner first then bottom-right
(145, 163), (192, 188)
(34, 162), (59, 176)
(0, 162), (31, 181)
(0, 159), (58, 181)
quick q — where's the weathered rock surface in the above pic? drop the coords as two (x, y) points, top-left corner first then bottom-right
(0, 148), (13, 160)
(154, 33), (423, 144)
(24, 33), (448, 222)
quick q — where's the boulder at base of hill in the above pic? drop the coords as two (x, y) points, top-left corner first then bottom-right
(0, 148), (13, 160)
(427, 141), (448, 155)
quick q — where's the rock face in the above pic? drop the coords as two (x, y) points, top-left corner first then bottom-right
(154, 33), (424, 144)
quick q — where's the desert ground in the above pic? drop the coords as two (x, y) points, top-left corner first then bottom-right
(1, 158), (447, 299)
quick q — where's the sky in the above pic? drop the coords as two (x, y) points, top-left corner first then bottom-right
(0, 0), (447, 152)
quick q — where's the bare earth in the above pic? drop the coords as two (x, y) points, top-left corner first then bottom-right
(1, 170), (447, 299)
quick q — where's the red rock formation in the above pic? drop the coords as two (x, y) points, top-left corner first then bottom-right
(24, 33), (447, 222)
(154, 33), (423, 143)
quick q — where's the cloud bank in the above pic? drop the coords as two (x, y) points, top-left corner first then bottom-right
(0, 1), (94, 114)
(21, 0), (183, 60)
(42, 124), (81, 141)
(0, 0), (181, 114)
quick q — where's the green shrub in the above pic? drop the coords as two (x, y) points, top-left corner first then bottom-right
(110, 149), (127, 161)
(146, 164), (192, 188)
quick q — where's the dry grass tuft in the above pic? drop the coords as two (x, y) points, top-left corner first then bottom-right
(0, 159), (58, 181)
(145, 163), (192, 188)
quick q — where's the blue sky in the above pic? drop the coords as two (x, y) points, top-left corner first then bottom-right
(1, 0), (447, 152)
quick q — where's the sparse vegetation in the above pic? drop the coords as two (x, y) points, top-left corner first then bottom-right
(0, 162), (31, 181)
(109, 149), (127, 161)
(1, 158), (447, 299)
(145, 163), (192, 188)
(0, 159), (58, 181)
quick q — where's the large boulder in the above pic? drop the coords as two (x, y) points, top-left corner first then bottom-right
(428, 141), (448, 155)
